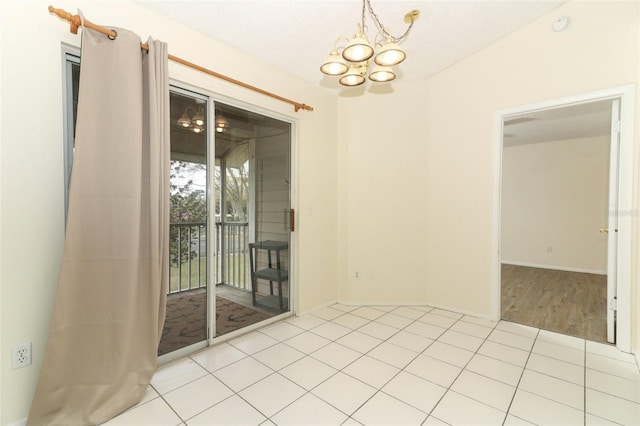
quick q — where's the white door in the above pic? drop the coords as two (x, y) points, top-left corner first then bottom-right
(606, 99), (621, 343)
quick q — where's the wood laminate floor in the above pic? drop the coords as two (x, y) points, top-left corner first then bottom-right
(501, 264), (608, 343)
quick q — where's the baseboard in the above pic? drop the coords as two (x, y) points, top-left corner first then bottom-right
(501, 260), (606, 275)
(336, 299), (493, 322)
(422, 301), (495, 322)
(296, 299), (339, 316)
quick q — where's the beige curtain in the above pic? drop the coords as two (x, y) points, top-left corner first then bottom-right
(28, 17), (169, 426)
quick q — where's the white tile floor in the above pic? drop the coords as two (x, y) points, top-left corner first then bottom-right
(103, 304), (640, 426)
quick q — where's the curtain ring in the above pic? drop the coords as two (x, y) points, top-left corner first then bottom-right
(108, 29), (117, 41)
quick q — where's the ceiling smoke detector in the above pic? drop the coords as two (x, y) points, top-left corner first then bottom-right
(552, 16), (570, 32)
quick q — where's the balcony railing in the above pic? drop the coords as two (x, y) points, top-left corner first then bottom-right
(216, 222), (250, 291)
(168, 222), (249, 294)
(169, 223), (207, 294)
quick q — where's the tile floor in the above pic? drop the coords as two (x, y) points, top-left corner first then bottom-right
(103, 304), (640, 425)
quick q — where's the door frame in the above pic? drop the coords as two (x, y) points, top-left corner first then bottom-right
(157, 81), (299, 363)
(158, 83), (212, 365)
(607, 99), (621, 343)
(491, 84), (635, 353)
(207, 93), (299, 346)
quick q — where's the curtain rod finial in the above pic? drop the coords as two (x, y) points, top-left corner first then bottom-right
(48, 5), (70, 20)
(49, 5), (80, 34)
(48, 5), (313, 111)
(295, 104), (314, 112)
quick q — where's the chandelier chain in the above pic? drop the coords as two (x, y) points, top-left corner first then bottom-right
(365, 0), (415, 43)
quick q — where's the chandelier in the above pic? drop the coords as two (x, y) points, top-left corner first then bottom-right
(177, 106), (205, 134)
(215, 111), (229, 133)
(320, 0), (420, 86)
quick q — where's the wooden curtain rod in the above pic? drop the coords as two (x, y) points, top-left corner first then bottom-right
(48, 6), (313, 112)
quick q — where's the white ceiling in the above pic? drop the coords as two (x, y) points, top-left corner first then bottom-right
(504, 100), (613, 147)
(137, 0), (566, 93)
(137, 0), (610, 143)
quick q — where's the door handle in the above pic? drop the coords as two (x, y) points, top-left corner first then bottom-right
(600, 227), (608, 233)
(284, 208), (295, 232)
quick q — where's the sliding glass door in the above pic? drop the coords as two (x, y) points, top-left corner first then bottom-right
(159, 93), (294, 356)
(65, 54), (293, 360)
(158, 89), (209, 357)
(214, 102), (292, 338)
(159, 94), (294, 354)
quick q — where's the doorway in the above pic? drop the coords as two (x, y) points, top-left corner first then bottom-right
(214, 102), (293, 338)
(65, 58), (295, 361)
(493, 86), (634, 352)
(500, 100), (612, 343)
(158, 91), (294, 360)
(158, 89), (210, 357)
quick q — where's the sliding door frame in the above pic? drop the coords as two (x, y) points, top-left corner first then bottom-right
(207, 92), (298, 346)
(63, 50), (298, 365)
(158, 83), (212, 365)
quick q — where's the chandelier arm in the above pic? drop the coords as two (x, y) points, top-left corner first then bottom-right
(333, 36), (351, 51)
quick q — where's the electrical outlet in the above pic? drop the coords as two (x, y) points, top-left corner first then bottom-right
(11, 343), (32, 369)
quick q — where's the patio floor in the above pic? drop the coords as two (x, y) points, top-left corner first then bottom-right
(158, 285), (286, 355)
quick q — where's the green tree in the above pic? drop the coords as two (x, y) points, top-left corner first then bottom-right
(222, 161), (249, 221)
(170, 160), (206, 266)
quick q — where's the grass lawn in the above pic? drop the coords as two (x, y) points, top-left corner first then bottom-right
(169, 254), (249, 293)
(169, 257), (207, 293)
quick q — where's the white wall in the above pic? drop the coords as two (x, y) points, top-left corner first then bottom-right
(0, 1), (338, 423)
(337, 1), (639, 325)
(0, 4), (4, 422)
(502, 136), (609, 273)
(637, 0), (640, 368)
